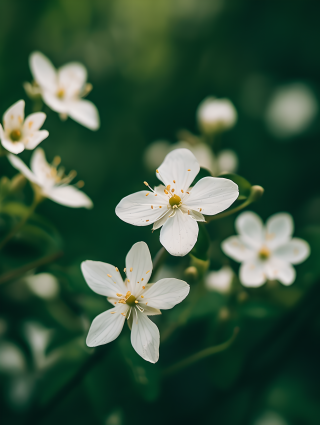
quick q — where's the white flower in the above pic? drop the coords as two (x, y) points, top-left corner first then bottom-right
(265, 83), (318, 139)
(221, 211), (310, 287)
(116, 149), (239, 256)
(81, 241), (190, 363)
(197, 97), (237, 134)
(29, 51), (100, 130)
(143, 140), (238, 176)
(24, 273), (59, 300)
(0, 100), (48, 154)
(205, 266), (234, 294)
(8, 148), (93, 209)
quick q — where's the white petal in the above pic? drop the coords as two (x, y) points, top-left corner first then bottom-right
(265, 213), (293, 249)
(160, 209), (199, 256)
(116, 191), (167, 226)
(48, 185), (93, 209)
(236, 211), (264, 249)
(66, 99), (100, 130)
(3, 100), (25, 131)
(29, 51), (57, 92)
(140, 305), (161, 315)
(42, 91), (68, 113)
(81, 260), (127, 297)
(23, 112), (47, 134)
(1, 137), (25, 154)
(221, 236), (256, 262)
(30, 147), (51, 184)
(239, 261), (266, 287)
(152, 209), (171, 230)
(141, 278), (189, 309)
(185, 177), (238, 216)
(273, 238), (310, 264)
(125, 242), (153, 295)
(131, 308), (159, 363)
(86, 304), (128, 347)
(265, 258), (296, 285)
(157, 148), (200, 192)
(58, 63), (87, 97)
(188, 209), (206, 222)
(7, 154), (38, 184)
(24, 131), (49, 150)
(205, 266), (234, 294)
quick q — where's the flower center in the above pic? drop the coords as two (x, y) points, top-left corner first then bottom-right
(10, 129), (21, 142)
(126, 294), (136, 306)
(57, 88), (65, 99)
(169, 194), (181, 207)
(259, 246), (270, 260)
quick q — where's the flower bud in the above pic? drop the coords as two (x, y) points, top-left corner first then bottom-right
(184, 266), (199, 282)
(249, 185), (264, 202)
(197, 97), (237, 135)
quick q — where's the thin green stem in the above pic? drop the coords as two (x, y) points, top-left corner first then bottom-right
(163, 327), (239, 377)
(0, 251), (63, 285)
(152, 246), (168, 276)
(206, 197), (252, 222)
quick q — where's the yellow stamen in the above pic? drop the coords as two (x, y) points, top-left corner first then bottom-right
(144, 181), (149, 186)
(173, 180), (176, 183)
(169, 194), (181, 207)
(142, 286), (145, 289)
(107, 274), (112, 277)
(130, 267), (133, 272)
(181, 189), (184, 193)
(188, 169), (191, 171)
(28, 121), (33, 129)
(115, 267), (119, 272)
(156, 169), (159, 173)
(141, 295), (144, 298)
(146, 270), (150, 274)
(124, 268), (126, 272)
(146, 193), (149, 196)
(116, 293), (122, 297)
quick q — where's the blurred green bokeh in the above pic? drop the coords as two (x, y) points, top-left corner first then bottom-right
(1, 1), (320, 424)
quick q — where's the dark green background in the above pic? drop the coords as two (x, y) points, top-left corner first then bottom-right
(1, 1), (320, 424)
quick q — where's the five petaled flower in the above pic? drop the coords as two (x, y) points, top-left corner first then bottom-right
(28, 51), (100, 130)
(116, 149), (239, 256)
(221, 211), (310, 287)
(81, 242), (190, 363)
(0, 100), (48, 154)
(8, 148), (93, 209)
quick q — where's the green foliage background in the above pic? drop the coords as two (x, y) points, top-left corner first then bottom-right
(1, 1), (320, 424)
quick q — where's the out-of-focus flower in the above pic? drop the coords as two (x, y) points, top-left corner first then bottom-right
(116, 149), (238, 256)
(81, 242), (189, 363)
(265, 83), (318, 139)
(0, 341), (26, 374)
(8, 148), (93, 209)
(222, 211), (310, 287)
(24, 322), (53, 370)
(28, 51), (100, 130)
(24, 273), (59, 300)
(205, 266), (234, 294)
(0, 100), (48, 154)
(254, 411), (288, 425)
(197, 97), (237, 134)
(143, 140), (238, 176)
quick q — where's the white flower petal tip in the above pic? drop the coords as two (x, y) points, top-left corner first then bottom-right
(82, 241), (189, 362)
(28, 51), (99, 131)
(197, 97), (237, 134)
(117, 148), (238, 257)
(222, 211), (310, 287)
(0, 100), (48, 154)
(8, 148), (92, 209)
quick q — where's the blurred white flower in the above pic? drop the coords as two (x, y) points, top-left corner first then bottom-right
(254, 411), (288, 425)
(265, 83), (318, 139)
(144, 140), (238, 176)
(197, 97), (237, 134)
(116, 149), (238, 256)
(205, 266), (234, 294)
(0, 100), (48, 154)
(24, 322), (53, 370)
(29, 51), (100, 130)
(222, 211), (310, 287)
(24, 273), (59, 300)
(8, 147), (93, 209)
(82, 242), (190, 363)
(0, 341), (27, 374)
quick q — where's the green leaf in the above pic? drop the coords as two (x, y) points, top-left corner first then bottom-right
(190, 222), (210, 261)
(219, 173), (252, 200)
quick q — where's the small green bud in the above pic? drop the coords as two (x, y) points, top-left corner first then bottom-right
(249, 185), (264, 202)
